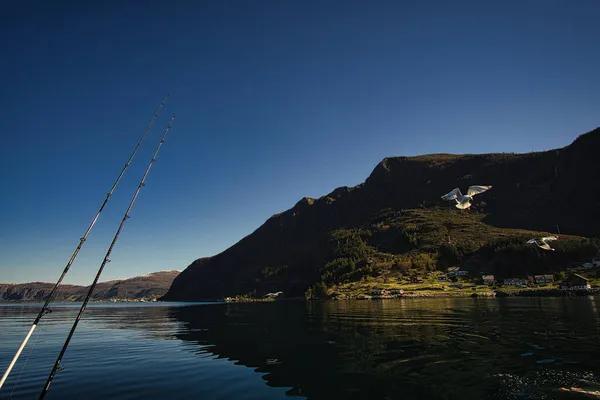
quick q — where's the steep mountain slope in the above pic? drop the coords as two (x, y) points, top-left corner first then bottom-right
(0, 271), (180, 301)
(162, 127), (600, 301)
(0, 283), (82, 302)
(86, 270), (181, 300)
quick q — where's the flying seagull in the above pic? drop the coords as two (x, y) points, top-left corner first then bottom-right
(528, 236), (558, 251)
(441, 185), (492, 209)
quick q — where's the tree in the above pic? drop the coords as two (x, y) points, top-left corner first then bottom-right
(328, 229), (372, 260)
(304, 286), (313, 300)
(312, 281), (329, 299)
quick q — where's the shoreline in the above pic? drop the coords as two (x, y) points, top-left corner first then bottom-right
(2, 288), (598, 304)
(332, 288), (600, 300)
(223, 287), (599, 302)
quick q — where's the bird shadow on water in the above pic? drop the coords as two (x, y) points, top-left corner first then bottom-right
(163, 298), (600, 400)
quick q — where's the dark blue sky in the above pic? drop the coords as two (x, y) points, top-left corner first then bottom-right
(1, 0), (598, 284)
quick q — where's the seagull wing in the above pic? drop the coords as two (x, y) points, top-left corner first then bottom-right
(467, 185), (492, 197)
(441, 188), (462, 201)
(541, 236), (558, 243)
(527, 239), (537, 244)
(538, 242), (553, 251)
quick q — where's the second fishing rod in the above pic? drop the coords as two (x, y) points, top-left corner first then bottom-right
(39, 115), (176, 400)
(0, 94), (168, 391)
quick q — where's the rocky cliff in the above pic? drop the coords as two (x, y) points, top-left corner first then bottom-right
(162, 127), (600, 301)
(0, 270), (180, 302)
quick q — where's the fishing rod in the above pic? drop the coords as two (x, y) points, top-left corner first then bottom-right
(39, 115), (175, 400)
(0, 95), (169, 391)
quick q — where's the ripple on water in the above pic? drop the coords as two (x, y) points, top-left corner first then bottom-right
(1, 298), (599, 400)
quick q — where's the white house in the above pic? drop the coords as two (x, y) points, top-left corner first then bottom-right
(265, 291), (283, 298)
(534, 274), (554, 284)
(503, 278), (527, 287)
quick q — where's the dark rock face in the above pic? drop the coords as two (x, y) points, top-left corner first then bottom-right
(162, 127), (600, 301)
(0, 271), (180, 301)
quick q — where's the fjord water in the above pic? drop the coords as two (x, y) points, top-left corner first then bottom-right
(1, 299), (599, 400)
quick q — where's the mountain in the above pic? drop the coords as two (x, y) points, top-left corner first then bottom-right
(161, 127), (600, 301)
(0, 271), (180, 302)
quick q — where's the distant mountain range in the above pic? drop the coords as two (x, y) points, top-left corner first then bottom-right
(0, 270), (180, 302)
(162, 126), (600, 301)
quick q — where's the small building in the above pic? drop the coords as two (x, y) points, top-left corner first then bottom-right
(264, 291), (283, 298)
(371, 288), (389, 297)
(534, 274), (554, 284)
(438, 274), (449, 282)
(564, 273), (591, 289)
(449, 282), (463, 288)
(447, 267), (469, 277)
(411, 275), (423, 284)
(482, 275), (495, 285)
(583, 257), (600, 268)
(503, 278), (527, 287)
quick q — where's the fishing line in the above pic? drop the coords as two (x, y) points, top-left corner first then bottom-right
(0, 95), (168, 391)
(39, 115), (176, 399)
(7, 285), (59, 400)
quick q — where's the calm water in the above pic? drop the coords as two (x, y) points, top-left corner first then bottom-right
(1, 298), (599, 400)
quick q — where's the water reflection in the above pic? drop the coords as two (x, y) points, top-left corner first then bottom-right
(168, 298), (600, 399)
(2, 299), (599, 399)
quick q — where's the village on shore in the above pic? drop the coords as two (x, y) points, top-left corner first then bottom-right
(224, 254), (600, 302)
